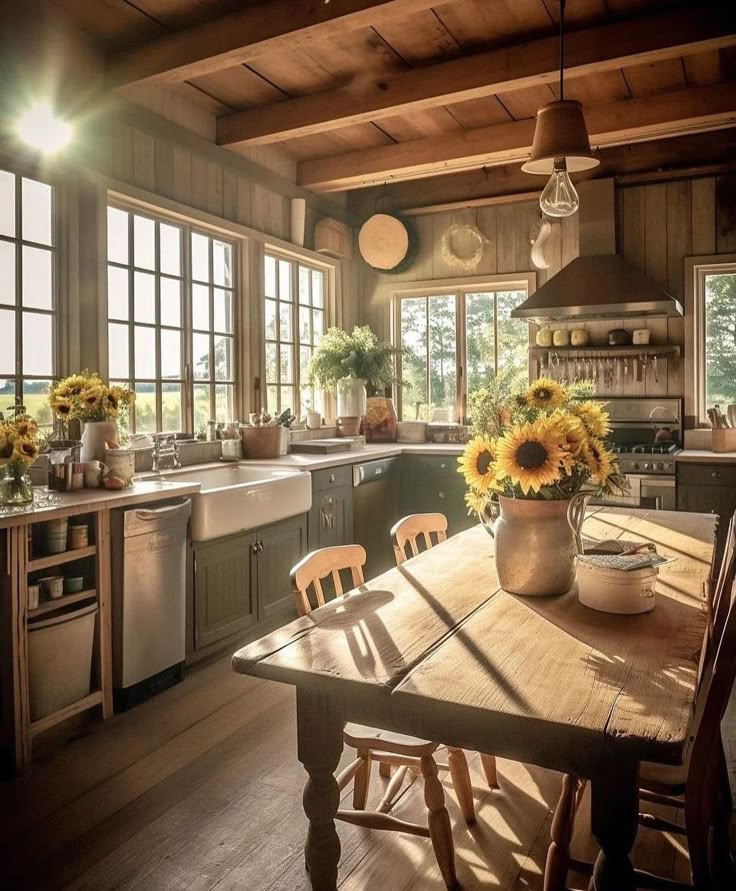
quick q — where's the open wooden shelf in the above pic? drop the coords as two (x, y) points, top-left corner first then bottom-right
(29, 690), (103, 738)
(27, 545), (97, 573)
(529, 344), (680, 358)
(28, 589), (97, 619)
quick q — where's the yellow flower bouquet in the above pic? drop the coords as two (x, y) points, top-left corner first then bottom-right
(459, 377), (628, 509)
(49, 372), (135, 423)
(0, 411), (42, 505)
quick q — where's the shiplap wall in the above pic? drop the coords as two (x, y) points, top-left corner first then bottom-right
(359, 175), (736, 405)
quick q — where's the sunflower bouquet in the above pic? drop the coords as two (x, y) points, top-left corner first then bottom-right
(458, 377), (627, 512)
(49, 372), (135, 423)
(0, 409), (43, 505)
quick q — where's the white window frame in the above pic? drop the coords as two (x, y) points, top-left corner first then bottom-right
(390, 273), (536, 422)
(0, 166), (58, 425)
(106, 200), (240, 435)
(685, 254), (736, 427)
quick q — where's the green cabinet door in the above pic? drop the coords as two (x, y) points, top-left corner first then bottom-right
(193, 532), (256, 649)
(308, 485), (354, 551)
(401, 454), (475, 535)
(676, 463), (736, 570)
(256, 514), (308, 621)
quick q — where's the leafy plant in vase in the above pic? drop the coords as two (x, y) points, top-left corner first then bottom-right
(458, 376), (628, 596)
(0, 409), (42, 505)
(49, 373), (136, 462)
(307, 326), (401, 441)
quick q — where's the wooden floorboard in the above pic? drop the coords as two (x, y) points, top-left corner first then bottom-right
(0, 651), (692, 891)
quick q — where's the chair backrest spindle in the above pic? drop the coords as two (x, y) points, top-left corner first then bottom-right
(391, 514), (448, 566)
(291, 545), (367, 616)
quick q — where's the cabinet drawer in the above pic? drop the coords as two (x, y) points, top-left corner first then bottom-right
(677, 463), (736, 488)
(311, 465), (352, 491)
(406, 454), (460, 479)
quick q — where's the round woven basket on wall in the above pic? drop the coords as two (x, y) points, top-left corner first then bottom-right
(358, 213), (415, 271)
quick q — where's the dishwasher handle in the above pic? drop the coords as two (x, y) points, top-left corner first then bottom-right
(123, 498), (192, 537)
(352, 457), (399, 487)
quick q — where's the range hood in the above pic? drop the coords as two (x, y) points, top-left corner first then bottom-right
(511, 180), (683, 322)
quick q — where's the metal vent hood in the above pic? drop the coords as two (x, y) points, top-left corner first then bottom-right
(511, 180), (683, 322)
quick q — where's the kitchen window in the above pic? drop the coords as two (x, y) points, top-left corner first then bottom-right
(107, 205), (236, 434)
(0, 168), (56, 427)
(396, 283), (530, 422)
(264, 252), (325, 416)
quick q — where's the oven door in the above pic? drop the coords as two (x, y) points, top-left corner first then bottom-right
(592, 475), (676, 510)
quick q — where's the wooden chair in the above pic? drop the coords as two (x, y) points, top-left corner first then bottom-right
(291, 544), (478, 890)
(544, 515), (736, 891)
(390, 513), (500, 791)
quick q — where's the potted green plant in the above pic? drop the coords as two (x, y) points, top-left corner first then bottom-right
(307, 326), (400, 441)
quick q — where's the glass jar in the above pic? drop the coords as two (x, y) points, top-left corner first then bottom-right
(0, 462), (34, 506)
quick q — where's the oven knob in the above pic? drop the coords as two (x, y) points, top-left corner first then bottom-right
(644, 462), (652, 471)
(633, 462), (640, 470)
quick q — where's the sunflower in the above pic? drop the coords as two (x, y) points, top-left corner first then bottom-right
(12, 438), (39, 464)
(524, 377), (566, 410)
(495, 421), (566, 495)
(583, 438), (616, 485)
(81, 386), (104, 409)
(570, 400), (610, 438)
(458, 436), (498, 494)
(546, 410), (588, 456)
(103, 390), (120, 416)
(53, 396), (73, 419)
(55, 373), (91, 398)
(13, 416), (38, 438)
(0, 431), (13, 461)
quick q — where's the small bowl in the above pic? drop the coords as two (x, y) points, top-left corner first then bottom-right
(64, 576), (85, 594)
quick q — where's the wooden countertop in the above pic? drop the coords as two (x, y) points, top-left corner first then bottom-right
(676, 449), (736, 464)
(0, 480), (200, 529)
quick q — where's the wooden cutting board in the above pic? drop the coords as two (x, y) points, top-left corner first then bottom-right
(290, 439), (352, 454)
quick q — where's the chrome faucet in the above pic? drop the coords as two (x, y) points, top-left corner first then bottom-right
(152, 434), (181, 471)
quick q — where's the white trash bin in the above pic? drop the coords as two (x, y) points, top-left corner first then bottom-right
(28, 603), (97, 722)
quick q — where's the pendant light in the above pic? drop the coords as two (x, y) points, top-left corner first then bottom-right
(521, 0), (599, 217)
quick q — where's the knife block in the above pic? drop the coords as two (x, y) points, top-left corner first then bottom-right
(711, 429), (736, 452)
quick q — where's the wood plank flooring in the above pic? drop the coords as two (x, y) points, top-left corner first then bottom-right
(0, 652), (692, 891)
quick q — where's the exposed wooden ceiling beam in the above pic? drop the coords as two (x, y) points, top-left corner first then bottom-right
(217, 6), (736, 147)
(106, 0), (441, 91)
(298, 83), (736, 192)
(347, 129), (736, 217)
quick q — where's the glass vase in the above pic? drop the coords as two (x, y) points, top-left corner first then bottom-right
(0, 462), (34, 506)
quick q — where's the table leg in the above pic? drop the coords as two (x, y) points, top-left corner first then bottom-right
(297, 688), (344, 891)
(588, 757), (639, 891)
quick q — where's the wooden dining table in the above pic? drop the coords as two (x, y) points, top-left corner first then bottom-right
(232, 508), (717, 891)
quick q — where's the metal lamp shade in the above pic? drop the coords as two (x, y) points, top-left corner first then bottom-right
(521, 100), (599, 174)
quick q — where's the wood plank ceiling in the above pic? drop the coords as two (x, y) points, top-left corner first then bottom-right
(53, 0), (736, 204)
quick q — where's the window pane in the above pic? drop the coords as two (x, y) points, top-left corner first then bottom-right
(428, 295), (456, 422)
(108, 323), (130, 379)
(300, 345), (311, 386)
(0, 378), (14, 410)
(22, 246), (53, 309)
(0, 241), (15, 304)
(266, 384), (278, 412)
(705, 273), (736, 410)
(22, 178), (53, 246)
(160, 277), (181, 327)
(280, 385), (295, 414)
(192, 283), (210, 330)
(312, 309), (324, 343)
(265, 299), (277, 340)
(193, 383), (210, 432)
(466, 292), (495, 395)
(299, 306), (310, 344)
(299, 266), (309, 304)
(134, 382), (156, 433)
(108, 266), (129, 320)
(214, 335), (233, 381)
(280, 345), (293, 384)
(161, 383), (182, 432)
(134, 325), (157, 378)
(191, 233), (209, 282)
(278, 259), (291, 300)
(311, 270), (323, 308)
(400, 297), (428, 421)
(22, 312), (53, 376)
(496, 290), (529, 391)
(159, 223), (181, 276)
(265, 342), (278, 383)
(214, 288), (232, 333)
(213, 240), (232, 287)
(134, 271), (156, 323)
(265, 255), (276, 298)
(134, 215), (155, 270)
(22, 379), (53, 426)
(0, 309), (15, 374)
(215, 384), (234, 423)
(160, 329), (181, 379)
(107, 207), (128, 264)
(193, 333), (210, 380)
(279, 301), (292, 342)
(0, 170), (15, 238)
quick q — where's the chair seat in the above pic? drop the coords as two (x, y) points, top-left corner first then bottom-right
(639, 759), (687, 794)
(343, 722), (439, 757)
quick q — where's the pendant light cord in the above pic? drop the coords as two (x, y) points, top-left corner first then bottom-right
(559, 0), (566, 102)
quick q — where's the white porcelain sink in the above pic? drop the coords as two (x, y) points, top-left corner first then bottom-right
(158, 464), (312, 542)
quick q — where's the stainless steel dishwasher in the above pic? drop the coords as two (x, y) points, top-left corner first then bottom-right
(352, 457), (401, 579)
(111, 498), (191, 710)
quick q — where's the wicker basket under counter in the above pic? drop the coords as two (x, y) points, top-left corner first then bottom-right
(240, 425), (288, 458)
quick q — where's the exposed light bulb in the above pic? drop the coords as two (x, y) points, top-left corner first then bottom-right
(16, 103), (72, 154)
(539, 158), (579, 218)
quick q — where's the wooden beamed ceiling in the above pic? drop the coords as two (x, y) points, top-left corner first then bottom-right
(54, 0), (736, 200)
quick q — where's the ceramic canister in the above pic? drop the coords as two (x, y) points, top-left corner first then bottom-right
(45, 517), (69, 555)
(68, 524), (89, 550)
(577, 560), (657, 615)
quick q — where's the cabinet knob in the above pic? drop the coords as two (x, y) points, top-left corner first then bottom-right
(438, 491), (445, 499)
(329, 473), (336, 483)
(711, 471), (720, 479)
(251, 542), (259, 555)
(440, 463), (446, 469)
